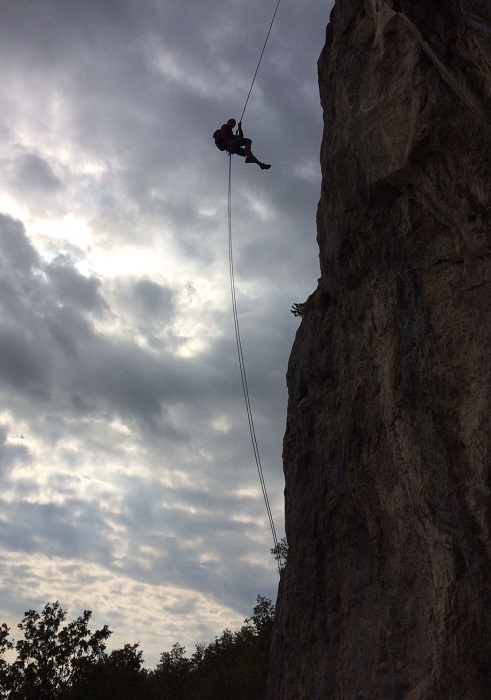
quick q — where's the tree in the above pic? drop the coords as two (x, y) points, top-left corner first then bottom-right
(271, 536), (288, 572)
(0, 623), (14, 700)
(245, 595), (275, 637)
(151, 642), (192, 700)
(1, 596), (275, 700)
(68, 643), (150, 700)
(185, 597), (275, 700)
(7, 601), (111, 700)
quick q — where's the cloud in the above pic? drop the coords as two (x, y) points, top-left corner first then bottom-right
(45, 256), (104, 311)
(0, 426), (30, 482)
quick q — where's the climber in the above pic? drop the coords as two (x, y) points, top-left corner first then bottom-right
(216, 119), (271, 170)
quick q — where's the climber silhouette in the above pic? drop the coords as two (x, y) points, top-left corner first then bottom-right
(219, 119), (271, 170)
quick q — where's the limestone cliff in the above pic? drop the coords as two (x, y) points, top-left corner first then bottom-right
(269, 1), (491, 698)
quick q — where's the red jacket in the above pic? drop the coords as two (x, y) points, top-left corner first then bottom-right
(220, 123), (234, 145)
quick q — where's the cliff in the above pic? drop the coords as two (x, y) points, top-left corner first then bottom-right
(269, 1), (491, 698)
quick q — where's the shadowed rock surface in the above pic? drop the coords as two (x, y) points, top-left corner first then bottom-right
(268, 1), (491, 698)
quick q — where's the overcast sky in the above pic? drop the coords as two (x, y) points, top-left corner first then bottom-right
(0, 0), (332, 665)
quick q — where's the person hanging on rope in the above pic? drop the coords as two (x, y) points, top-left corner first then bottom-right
(216, 119), (271, 170)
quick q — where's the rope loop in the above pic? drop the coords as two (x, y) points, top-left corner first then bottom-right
(227, 155), (280, 572)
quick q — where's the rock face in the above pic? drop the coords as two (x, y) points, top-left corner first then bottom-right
(268, 1), (491, 698)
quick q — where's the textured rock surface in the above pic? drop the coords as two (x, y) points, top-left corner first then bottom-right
(268, 1), (491, 698)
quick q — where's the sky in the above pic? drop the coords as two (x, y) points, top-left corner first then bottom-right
(0, 0), (332, 666)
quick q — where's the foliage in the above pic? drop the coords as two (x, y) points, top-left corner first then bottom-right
(182, 595), (274, 700)
(67, 643), (150, 700)
(271, 536), (289, 572)
(290, 301), (308, 317)
(0, 623), (14, 700)
(145, 595), (275, 700)
(152, 642), (192, 700)
(1, 596), (275, 700)
(1, 601), (111, 700)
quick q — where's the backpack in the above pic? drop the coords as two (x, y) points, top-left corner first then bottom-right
(213, 129), (227, 151)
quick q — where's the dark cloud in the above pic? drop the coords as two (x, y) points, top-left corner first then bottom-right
(46, 256), (104, 311)
(0, 497), (113, 562)
(0, 217), (183, 428)
(0, 215), (39, 275)
(0, 326), (50, 395)
(121, 279), (176, 331)
(15, 153), (63, 192)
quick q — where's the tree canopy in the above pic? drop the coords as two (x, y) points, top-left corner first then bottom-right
(0, 596), (274, 700)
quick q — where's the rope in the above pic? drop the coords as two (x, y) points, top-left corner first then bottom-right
(227, 155), (280, 571)
(239, 0), (284, 123)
